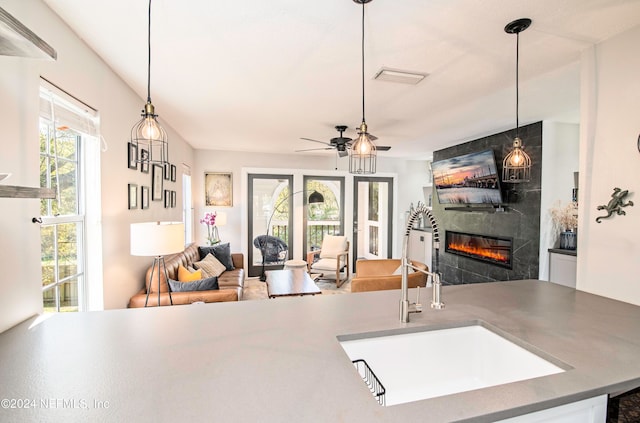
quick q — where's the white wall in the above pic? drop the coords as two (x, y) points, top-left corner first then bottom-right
(577, 26), (640, 304)
(539, 122), (580, 280)
(0, 0), (194, 331)
(0, 54), (43, 333)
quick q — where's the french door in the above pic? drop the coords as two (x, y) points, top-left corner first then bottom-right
(247, 174), (293, 277)
(353, 177), (394, 270)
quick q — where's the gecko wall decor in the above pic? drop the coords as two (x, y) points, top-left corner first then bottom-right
(596, 187), (634, 223)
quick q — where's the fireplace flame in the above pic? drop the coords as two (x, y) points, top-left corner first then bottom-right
(447, 242), (509, 263)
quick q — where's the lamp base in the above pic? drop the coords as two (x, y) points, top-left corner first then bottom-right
(144, 256), (173, 307)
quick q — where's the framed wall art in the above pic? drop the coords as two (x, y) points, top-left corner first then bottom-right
(141, 186), (150, 209)
(164, 189), (171, 208)
(140, 149), (149, 174)
(170, 164), (176, 182)
(171, 190), (176, 208)
(205, 172), (232, 207)
(164, 162), (171, 180)
(128, 183), (138, 209)
(152, 164), (163, 201)
(127, 142), (138, 170)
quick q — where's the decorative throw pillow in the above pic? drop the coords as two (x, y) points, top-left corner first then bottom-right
(198, 243), (234, 271)
(168, 276), (219, 292)
(193, 253), (227, 278)
(178, 265), (203, 282)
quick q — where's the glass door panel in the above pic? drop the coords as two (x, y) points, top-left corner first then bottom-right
(303, 176), (345, 255)
(354, 177), (393, 270)
(248, 174), (293, 277)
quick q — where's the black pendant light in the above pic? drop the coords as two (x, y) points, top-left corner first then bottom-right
(349, 0), (377, 175)
(130, 0), (168, 166)
(502, 18), (532, 183)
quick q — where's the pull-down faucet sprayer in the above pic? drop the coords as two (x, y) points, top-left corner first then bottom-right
(400, 203), (444, 323)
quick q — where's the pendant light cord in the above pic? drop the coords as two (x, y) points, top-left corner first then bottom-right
(361, 1), (365, 123)
(147, 0), (152, 103)
(515, 31), (519, 138)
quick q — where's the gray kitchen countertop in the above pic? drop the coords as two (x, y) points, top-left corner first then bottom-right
(1, 280), (639, 422)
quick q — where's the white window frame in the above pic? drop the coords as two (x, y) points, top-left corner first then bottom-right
(39, 80), (103, 312)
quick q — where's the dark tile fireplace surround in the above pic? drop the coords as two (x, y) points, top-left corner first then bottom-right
(432, 122), (542, 285)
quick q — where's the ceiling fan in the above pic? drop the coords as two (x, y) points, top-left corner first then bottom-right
(296, 125), (390, 157)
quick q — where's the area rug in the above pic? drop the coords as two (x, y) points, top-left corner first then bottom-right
(242, 277), (351, 301)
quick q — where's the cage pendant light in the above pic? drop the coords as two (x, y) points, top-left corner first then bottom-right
(130, 0), (168, 166)
(349, 0), (377, 175)
(502, 18), (532, 183)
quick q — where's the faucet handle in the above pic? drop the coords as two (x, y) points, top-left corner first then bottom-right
(414, 286), (423, 312)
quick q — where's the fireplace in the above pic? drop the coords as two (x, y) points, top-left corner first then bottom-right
(445, 231), (513, 269)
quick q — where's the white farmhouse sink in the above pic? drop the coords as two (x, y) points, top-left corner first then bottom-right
(338, 321), (568, 406)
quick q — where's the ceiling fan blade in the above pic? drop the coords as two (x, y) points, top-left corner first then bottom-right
(376, 146), (391, 151)
(300, 137), (332, 146)
(295, 147), (334, 152)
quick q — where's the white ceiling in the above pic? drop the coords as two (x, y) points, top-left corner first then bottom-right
(43, 0), (640, 159)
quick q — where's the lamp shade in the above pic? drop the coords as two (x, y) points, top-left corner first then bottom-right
(215, 211), (227, 226)
(131, 221), (184, 256)
(308, 190), (324, 204)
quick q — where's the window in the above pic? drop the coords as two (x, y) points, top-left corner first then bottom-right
(39, 80), (102, 312)
(303, 176), (345, 253)
(182, 165), (193, 243)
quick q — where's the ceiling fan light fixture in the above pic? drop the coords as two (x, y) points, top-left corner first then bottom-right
(502, 18), (532, 184)
(130, 0), (169, 166)
(349, 0), (377, 175)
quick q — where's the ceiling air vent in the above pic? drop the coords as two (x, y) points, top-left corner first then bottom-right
(374, 68), (427, 85)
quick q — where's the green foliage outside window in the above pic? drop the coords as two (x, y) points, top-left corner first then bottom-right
(39, 121), (82, 313)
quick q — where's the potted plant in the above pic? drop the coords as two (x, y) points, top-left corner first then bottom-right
(550, 201), (578, 250)
(200, 211), (220, 245)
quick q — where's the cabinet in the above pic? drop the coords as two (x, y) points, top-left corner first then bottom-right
(408, 229), (433, 271)
(548, 249), (577, 288)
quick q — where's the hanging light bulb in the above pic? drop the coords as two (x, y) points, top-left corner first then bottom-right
(349, 0), (377, 175)
(139, 105), (162, 140)
(502, 18), (532, 183)
(130, 0), (169, 166)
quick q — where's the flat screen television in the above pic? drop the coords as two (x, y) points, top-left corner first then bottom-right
(431, 149), (503, 205)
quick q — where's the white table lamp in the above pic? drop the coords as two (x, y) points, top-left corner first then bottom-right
(131, 221), (185, 306)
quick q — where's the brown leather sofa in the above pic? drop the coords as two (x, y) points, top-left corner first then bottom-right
(128, 243), (244, 307)
(351, 259), (428, 293)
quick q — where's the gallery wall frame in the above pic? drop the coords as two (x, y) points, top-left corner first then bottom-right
(127, 142), (138, 170)
(205, 172), (232, 207)
(170, 164), (176, 182)
(164, 189), (170, 208)
(140, 149), (149, 174)
(141, 186), (149, 209)
(128, 183), (138, 209)
(171, 190), (176, 208)
(152, 164), (163, 201)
